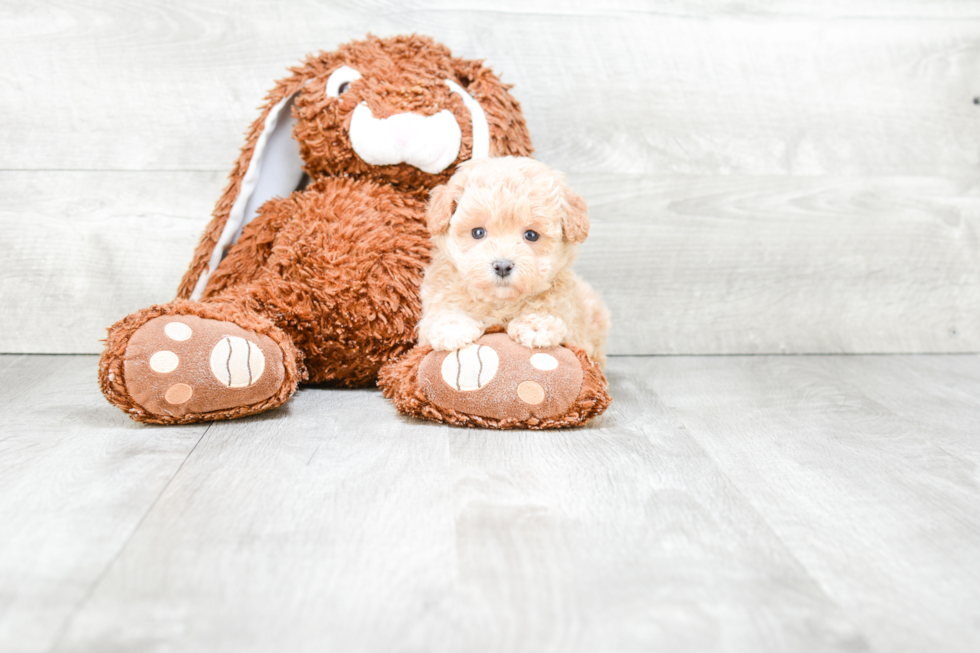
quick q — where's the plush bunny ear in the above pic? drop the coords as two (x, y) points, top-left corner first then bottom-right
(450, 58), (533, 159)
(177, 76), (310, 300)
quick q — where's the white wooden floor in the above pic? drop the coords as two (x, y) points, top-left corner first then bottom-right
(3, 353), (979, 653)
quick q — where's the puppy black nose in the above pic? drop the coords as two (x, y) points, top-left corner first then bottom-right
(492, 260), (514, 278)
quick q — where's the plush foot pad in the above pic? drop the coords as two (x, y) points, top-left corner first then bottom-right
(379, 332), (611, 429)
(121, 315), (286, 420)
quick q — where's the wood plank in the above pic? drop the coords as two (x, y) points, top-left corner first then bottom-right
(0, 171), (223, 354)
(2, 171), (976, 355)
(0, 355), (207, 653)
(822, 355), (980, 465)
(644, 354), (980, 653)
(574, 173), (980, 355)
(54, 357), (867, 652)
(6, 353), (980, 651)
(0, 1), (977, 175)
(51, 385), (463, 652)
(439, 418), (865, 651)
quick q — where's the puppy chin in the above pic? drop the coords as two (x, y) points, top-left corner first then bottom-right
(463, 273), (522, 301)
(485, 274), (549, 302)
(490, 283), (522, 300)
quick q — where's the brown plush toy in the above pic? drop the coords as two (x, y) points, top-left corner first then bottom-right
(99, 34), (610, 428)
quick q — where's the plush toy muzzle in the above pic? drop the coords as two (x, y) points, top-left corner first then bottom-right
(350, 102), (462, 173)
(348, 78), (489, 174)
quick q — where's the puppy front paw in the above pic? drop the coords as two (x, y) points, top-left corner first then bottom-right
(508, 314), (568, 350)
(425, 316), (485, 351)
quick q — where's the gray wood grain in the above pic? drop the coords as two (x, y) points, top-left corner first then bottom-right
(52, 387), (463, 653)
(645, 354), (980, 653)
(0, 171), (223, 354)
(3, 171), (976, 355)
(0, 355), (207, 653)
(2, 1), (978, 355)
(575, 174), (980, 355)
(0, 1), (977, 175)
(51, 358), (866, 653)
(824, 355), (980, 465)
(5, 354), (980, 651)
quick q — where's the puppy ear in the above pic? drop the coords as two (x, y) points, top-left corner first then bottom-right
(561, 184), (590, 244)
(426, 183), (457, 236)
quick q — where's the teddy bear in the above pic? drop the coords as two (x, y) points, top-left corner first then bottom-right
(98, 34), (610, 429)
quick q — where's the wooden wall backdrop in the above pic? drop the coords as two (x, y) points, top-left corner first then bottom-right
(1, 0), (978, 354)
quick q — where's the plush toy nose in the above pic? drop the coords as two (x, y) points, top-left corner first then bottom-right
(492, 260), (514, 278)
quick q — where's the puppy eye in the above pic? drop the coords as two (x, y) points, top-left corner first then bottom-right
(338, 82), (351, 94)
(523, 230), (539, 242)
(472, 227), (486, 239)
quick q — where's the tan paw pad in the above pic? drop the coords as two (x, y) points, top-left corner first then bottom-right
(149, 350), (179, 373)
(165, 383), (193, 405)
(517, 381), (545, 405)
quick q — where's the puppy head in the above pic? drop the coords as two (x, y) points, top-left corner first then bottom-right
(427, 156), (589, 301)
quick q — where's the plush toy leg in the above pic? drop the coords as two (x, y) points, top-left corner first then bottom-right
(195, 176), (431, 388)
(378, 332), (611, 429)
(99, 300), (304, 425)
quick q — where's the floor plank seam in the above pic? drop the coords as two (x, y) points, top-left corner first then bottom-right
(643, 410), (873, 647)
(604, 353), (980, 358)
(47, 422), (215, 652)
(0, 168), (227, 173)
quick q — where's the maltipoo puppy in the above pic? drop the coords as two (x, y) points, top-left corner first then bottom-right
(417, 156), (610, 367)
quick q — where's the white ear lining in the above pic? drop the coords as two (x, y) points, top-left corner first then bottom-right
(191, 92), (305, 300)
(445, 79), (490, 159)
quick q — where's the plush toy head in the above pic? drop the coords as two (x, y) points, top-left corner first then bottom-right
(178, 34), (533, 301)
(292, 35), (531, 189)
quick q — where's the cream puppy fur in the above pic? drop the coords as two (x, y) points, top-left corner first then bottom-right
(418, 156), (610, 366)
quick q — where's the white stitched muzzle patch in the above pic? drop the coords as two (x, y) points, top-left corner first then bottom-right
(349, 103), (461, 174)
(348, 79), (490, 174)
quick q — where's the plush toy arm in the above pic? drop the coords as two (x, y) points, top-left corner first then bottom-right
(196, 195), (293, 300)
